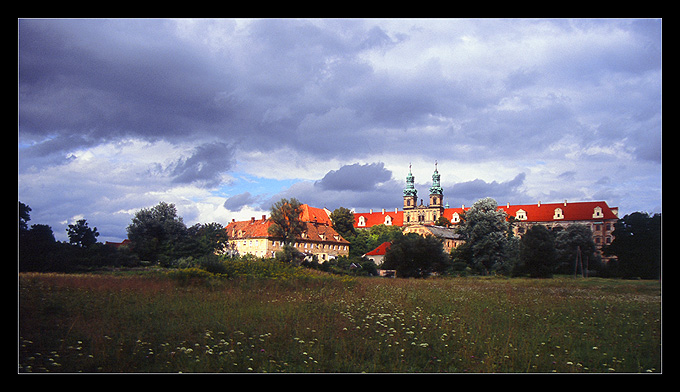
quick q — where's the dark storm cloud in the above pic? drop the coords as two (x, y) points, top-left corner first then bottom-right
(19, 19), (236, 147)
(19, 18), (662, 167)
(170, 142), (236, 187)
(316, 162), (392, 192)
(450, 173), (527, 204)
(223, 191), (260, 212)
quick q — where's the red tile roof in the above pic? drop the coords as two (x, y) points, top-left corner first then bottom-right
(226, 204), (349, 244)
(300, 204), (333, 226)
(354, 209), (404, 227)
(365, 241), (391, 256)
(354, 201), (618, 228)
(497, 201), (618, 222)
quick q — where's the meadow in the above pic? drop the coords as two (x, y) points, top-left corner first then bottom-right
(18, 261), (661, 373)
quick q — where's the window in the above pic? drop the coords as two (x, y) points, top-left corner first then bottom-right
(358, 216), (366, 227)
(516, 209), (527, 221)
(452, 212), (460, 223)
(384, 215), (392, 225)
(553, 208), (563, 219)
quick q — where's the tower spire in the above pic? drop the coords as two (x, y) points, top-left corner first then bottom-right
(429, 162), (442, 196)
(403, 163), (417, 197)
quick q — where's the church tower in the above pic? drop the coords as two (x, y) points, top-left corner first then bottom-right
(429, 162), (443, 208)
(403, 164), (417, 210)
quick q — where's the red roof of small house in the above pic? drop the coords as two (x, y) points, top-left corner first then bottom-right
(105, 239), (131, 248)
(365, 241), (391, 256)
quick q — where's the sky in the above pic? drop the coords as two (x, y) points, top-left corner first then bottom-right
(18, 18), (662, 242)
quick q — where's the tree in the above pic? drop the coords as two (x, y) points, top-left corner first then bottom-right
(454, 197), (516, 275)
(330, 207), (356, 241)
(267, 198), (305, 245)
(382, 233), (450, 278)
(268, 198), (305, 262)
(555, 224), (597, 275)
(67, 219), (100, 248)
(127, 202), (188, 263)
(518, 225), (556, 278)
(187, 222), (230, 255)
(19, 201), (31, 231)
(603, 212), (661, 279)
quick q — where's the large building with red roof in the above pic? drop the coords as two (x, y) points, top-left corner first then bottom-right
(225, 204), (349, 261)
(354, 165), (620, 261)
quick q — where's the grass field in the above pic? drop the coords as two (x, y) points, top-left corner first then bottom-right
(18, 263), (661, 373)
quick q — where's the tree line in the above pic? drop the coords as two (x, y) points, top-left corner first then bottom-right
(19, 201), (228, 272)
(19, 197), (660, 280)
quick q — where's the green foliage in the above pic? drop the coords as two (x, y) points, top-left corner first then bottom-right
(454, 198), (517, 275)
(274, 244), (305, 264)
(67, 219), (99, 248)
(518, 225), (557, 278)
(382, 233), (450, 278)
(347, 224), (403, 258)
(329, 207), (356, 240)
(554, 224), (598, 275)
(126, 202), (188, 263)
(604, 212), (661, 279)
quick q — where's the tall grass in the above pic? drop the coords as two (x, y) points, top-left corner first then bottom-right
(19, 268), (660, 373)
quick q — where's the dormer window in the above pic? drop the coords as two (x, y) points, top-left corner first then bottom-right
(516, 209), (527, 221)
(592, 207), (603, 218)
(452, 212), (460, 223)
(553, 208), (564, 219)
(384, 215), (392, 226)
(358, 216), (366, 227)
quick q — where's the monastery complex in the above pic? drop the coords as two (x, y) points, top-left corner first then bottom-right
(226, 164), (620, 262)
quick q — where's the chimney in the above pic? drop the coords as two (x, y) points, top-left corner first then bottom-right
(262, 215), (266, 221)
(537, 201), (541, 207)
(382, 208), (385, 214)
(232, 219), (236, 223)
(564, 200), (567, 206)
(250, 217), (255, 223)
(507, 202), (510, 208)
(395, 208), (398, 213)
(370, 209), (373, 214)
(462, 204), (465, 209)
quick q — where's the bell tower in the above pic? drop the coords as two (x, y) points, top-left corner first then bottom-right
(403, 164), (417, 210)
(429, 162), (443, 208)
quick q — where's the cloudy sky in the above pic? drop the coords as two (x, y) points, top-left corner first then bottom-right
(18, 18), (662, 242)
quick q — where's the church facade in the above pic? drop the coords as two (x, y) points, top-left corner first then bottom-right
(401, 163), (446, 226)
